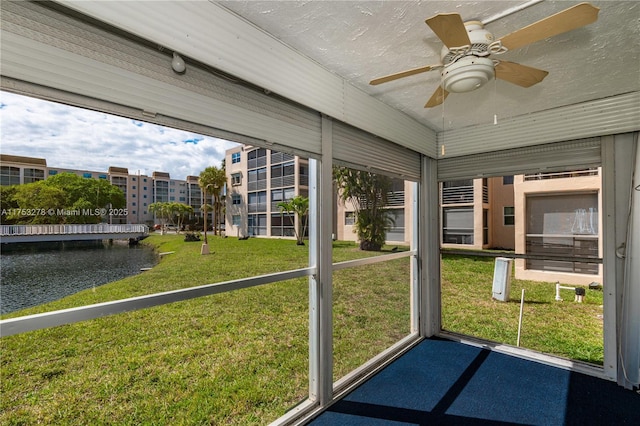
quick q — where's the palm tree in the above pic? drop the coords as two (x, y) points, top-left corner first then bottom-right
(170, 202), (194, 233)
(333, 166), (394, 251)
(277, 195), (309, 245)
(198, 166), (227, 244)
(149, 202), (170, 234)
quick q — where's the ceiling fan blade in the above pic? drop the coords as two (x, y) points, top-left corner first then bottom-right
(425, 13), (471, 48)
(370, 65), (437, 85)
(498, 3), (599, 51)
(495, 61), (549, 87)
(425, 86), (449, 108)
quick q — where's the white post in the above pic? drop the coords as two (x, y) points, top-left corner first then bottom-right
(517, 289), (525, 347)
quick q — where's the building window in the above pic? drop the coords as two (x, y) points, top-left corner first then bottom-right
(345, 211), (355, 226)
(271, 161), (295, 188)
(231, 173), (242, 186)
(83, 172), (92, 178)
(503, 175), (514, 185)
(0, 166), (20, 186)
(232, 194), (242, 205)
(232, 215), (241, 226)
(247, 148), (267, 169)
(247, 168), (266, 191)
(525, 193), (599, 274)
(48, 170), (58, 176)
(23, 168), (45, 184)
(248, 214), (267, 236)
(155, 181), (169, 202)
(483, 209), (489, 245)
(132, 185), (136, 190)
(504, 206), (515, 226)
(248, 191), (267, 213)
(231, 152), (241, 164)
(442, 207), (474, 244)
(271, 213), (295, 237)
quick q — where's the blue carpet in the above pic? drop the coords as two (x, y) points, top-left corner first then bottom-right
(309, 338), (640, 425)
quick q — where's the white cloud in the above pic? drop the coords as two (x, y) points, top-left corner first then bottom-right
(0, 91), (238, 179)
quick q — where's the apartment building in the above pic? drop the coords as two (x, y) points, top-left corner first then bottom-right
(224, 146), (309, 238)
(225, 146), (416, 245)
(441, 169), (602, 285)
(0, 154), (200, 226)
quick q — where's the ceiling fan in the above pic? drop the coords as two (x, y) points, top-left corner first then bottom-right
(370, 2), (599, 108)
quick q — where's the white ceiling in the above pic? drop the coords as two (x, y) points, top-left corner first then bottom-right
(219, 1), (640, 133)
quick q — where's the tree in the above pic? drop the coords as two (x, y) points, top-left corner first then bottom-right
(149, 202), (171, 234)
(198, 166), (226, 243)
(170, 202), (194, 232)
(277, 195), (309, 245)
(333, 167), (394, 251)
(2, 173), (125, 224)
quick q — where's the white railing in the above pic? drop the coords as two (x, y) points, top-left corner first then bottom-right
(1, 224), (149, 236)
(524, 168), (599, 181)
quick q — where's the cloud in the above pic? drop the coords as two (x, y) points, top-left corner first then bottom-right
(0, 91), (239, 180)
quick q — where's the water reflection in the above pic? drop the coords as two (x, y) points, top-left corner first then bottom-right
(1, 242), (157, 314)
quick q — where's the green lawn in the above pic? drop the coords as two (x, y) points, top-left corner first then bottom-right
(441, 254), (604, 364)
(0, 235), (410, 425)
(0, 237), (603, 425)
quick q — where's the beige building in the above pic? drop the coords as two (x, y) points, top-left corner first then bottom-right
(334, 179), (415, 246)
(0, 154), (194, 226)
(224, 146), (309, 239)
(441, 169), (602, 285)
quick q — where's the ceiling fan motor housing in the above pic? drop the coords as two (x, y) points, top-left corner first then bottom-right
(440, 21), (496, 93)
(442, 56), (494, 93)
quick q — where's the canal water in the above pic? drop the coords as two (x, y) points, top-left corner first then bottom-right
(1, 242), (157, 314)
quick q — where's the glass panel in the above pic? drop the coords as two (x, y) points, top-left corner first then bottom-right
(333, 166), (413, 255)
(1, 277), (309, 425)
(333, 257), (411, 382)
(0, 92), (314, 317)
(441, 169), (604, 365)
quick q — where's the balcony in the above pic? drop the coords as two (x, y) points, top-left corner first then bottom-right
(524, 168), (599, 181)
(441, 186), (474, 205)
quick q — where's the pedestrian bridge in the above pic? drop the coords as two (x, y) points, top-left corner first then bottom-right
(0, 224), (149, 244)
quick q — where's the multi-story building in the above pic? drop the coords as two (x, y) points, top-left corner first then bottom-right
(0, 154), (196, 226)
(224, 146), (309, 238)
(225, 146), (415, 245)
(441, 169), (602, 285)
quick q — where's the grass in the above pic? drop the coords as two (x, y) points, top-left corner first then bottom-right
(0, 237), (603, 425)
(441, 254), (604, 364)
(0, 235), (410, 425)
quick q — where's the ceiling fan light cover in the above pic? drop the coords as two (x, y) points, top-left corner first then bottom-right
(443, 56), (494, 93)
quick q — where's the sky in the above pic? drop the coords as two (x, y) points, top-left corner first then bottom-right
(0, 91), (239, 180)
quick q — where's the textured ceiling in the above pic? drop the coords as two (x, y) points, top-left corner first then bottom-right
(219, 1), (640, 132)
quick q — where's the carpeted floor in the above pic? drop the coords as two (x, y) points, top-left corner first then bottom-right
(308, 338), (640, 425)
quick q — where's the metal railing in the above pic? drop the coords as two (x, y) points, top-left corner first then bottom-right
(524, 168), (599, 181)
(441, 186), (474, 204)
(1, 224), (148, 236)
